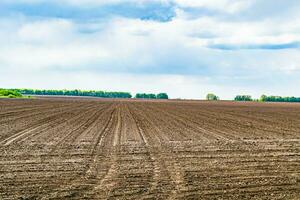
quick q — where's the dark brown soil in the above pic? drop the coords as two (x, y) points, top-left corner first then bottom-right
(0, 97), (299, 199)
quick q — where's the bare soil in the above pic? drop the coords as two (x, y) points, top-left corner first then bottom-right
(0, 97), (299, 199)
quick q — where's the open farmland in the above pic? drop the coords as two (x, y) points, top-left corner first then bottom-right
(0, 97), (299, 199)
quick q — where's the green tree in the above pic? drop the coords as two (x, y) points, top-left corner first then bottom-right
(206, 93), (219, 101)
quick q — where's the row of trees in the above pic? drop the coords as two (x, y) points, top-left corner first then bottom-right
(11, 89), (132, 98)
(260, 95), (300, 102)
(234, 95), (300, 102)
(135, 93), (169, 99)
(3, 89), (299, 102)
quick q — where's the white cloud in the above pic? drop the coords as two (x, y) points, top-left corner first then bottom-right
(1, 12), (300, 72)
(0, 18), (110, 70)
(17, 19), (74, 44)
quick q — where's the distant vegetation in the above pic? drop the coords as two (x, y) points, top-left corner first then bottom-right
(135, 93), (169, 99)
(3, 88), (299, 103)
(206, 93), (219, 101)
(9, 89), (132, 98)
(260, 95), (300, 102)
(0, 89), (23, 98)
(234, 95), (253, 101)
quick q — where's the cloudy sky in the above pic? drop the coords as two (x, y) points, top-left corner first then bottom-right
(1, 0), (300, 99)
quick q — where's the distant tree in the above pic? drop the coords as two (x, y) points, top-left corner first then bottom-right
(156, 93), (169, 99)
(206, 93), (219, 101)
(234, 95), (252, 101)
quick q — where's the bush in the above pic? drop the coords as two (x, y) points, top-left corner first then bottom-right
(206, 93), (219, 101)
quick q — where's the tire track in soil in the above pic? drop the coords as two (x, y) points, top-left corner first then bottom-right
(120, 104), (142, 145)
(42, 104), (116, 199)
(52, 103), (120, 199)
(126, 105), (161, 198)
(92, 103), (122, 199)
(90, 103), (154, 199)
(128, 103), (187, 199)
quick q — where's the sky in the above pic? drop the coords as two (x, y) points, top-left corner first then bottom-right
(1, 0), (300, 99)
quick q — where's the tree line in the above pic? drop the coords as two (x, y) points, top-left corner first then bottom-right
(4, 89), (169, 99)
(234, 95), (300, 102)
(2, 88), (299, 102)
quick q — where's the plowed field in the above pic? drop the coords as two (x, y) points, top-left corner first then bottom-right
(0, 97), (299, 199)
